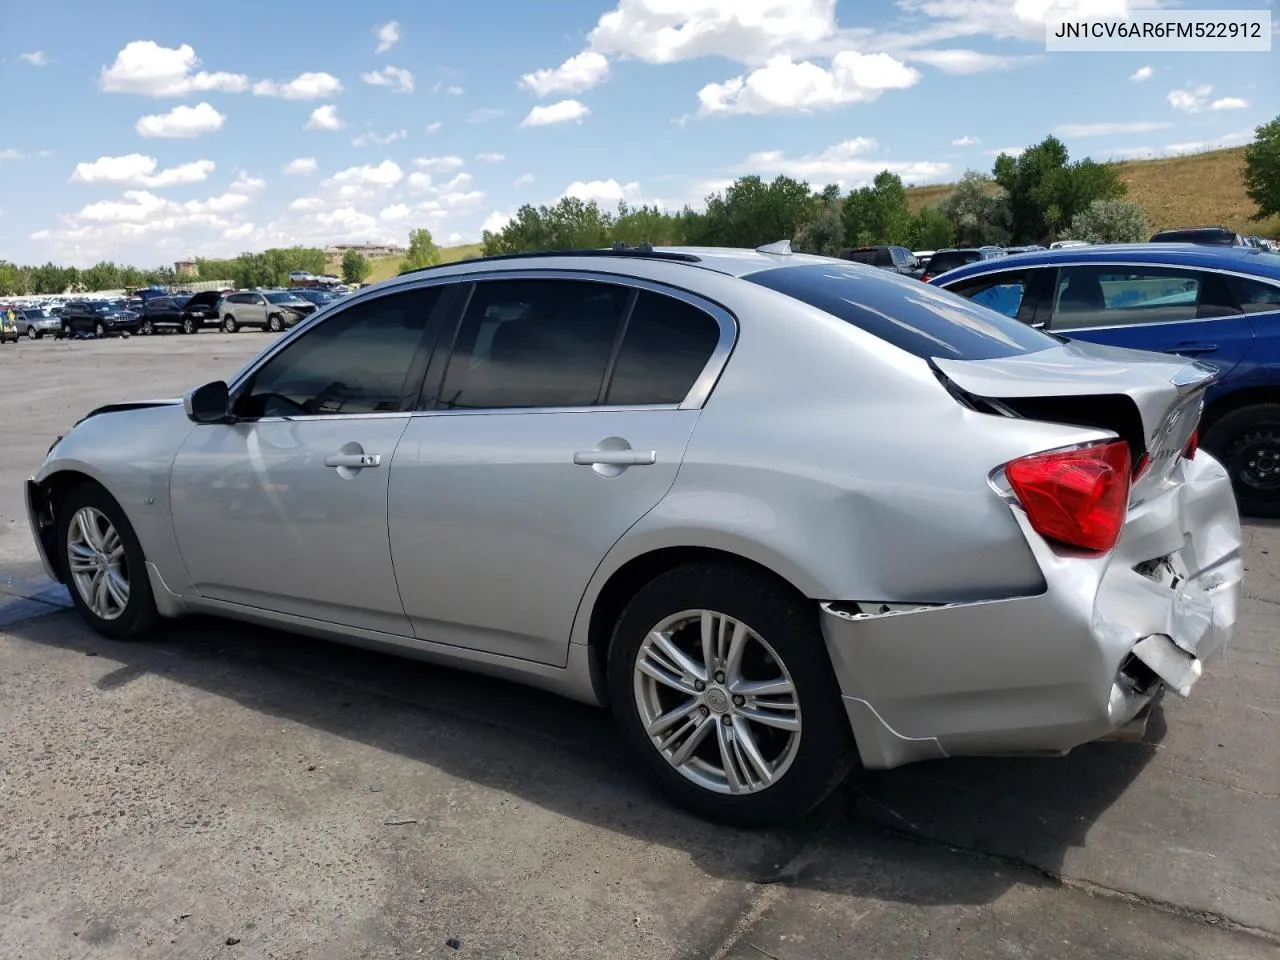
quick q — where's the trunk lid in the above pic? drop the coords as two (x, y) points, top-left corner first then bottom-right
(933, 340), (1216, 501)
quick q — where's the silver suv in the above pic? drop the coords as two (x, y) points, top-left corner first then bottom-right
(218, 290), (315, 333)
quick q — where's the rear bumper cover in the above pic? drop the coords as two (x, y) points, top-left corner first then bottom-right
(821, 451), (1242, 769)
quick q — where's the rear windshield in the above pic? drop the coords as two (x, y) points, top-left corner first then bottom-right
(926, 250), (982, 275)
(744, 263), (1056, 361)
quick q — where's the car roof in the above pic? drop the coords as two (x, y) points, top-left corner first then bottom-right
(930, 242), (1280, 283)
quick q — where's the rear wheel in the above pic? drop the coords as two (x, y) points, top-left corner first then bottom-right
(607, 562), (857, 827)
(56, 482), (159, 640)
(94, 322), (105, 337)
(140, 319), (154, 335)
(223, 315), (238, 333)
(1203, 404), (1280, 518)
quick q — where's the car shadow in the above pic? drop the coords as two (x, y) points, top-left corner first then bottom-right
(5, 606), (1161, 908)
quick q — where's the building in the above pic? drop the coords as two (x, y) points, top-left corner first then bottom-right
(174, 259), (198, 277)
(323, 243), (405, 260)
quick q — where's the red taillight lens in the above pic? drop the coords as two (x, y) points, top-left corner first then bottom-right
(1183, 428), (1199, 460)
(1005, 440), (1132, 553)
(920, 274), (932, 283)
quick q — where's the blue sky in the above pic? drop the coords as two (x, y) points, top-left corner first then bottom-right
(0, 0), (1274, 267)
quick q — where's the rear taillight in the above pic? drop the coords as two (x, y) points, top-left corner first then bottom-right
(1004, 440), (1132, 553)
(1183, 428), (1199, 460)
(920, 274), (932, 283)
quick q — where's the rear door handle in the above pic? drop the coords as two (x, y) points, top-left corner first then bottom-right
(1173, 342), (1218, 355)
(324, 453), (381, 468)
(573, 450), (656, 466)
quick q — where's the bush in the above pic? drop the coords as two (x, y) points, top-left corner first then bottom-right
(1063, 199), (1148, 244)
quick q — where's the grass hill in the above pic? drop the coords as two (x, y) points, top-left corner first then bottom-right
(906, 146), (1278, 239)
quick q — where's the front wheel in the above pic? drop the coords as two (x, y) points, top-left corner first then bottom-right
(94, 322), (105, 337)
(140, 319), (153, 336)
(267, 314), (283, 333)
(27, 326), (39, 340)
(56, 483), (159, 640)
(607, 562), (857, 827)
(223, 315), (238, 333)
(181, 317), (196, 335)
(1203, 404), (1280, 518)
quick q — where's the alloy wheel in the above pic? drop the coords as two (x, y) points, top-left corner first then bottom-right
(633, 609), (801, 795)
(66, 506), (130, 621)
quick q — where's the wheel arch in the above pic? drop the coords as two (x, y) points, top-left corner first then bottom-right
(31, 468), (106, 581)
(1202, 386), (1280, 437)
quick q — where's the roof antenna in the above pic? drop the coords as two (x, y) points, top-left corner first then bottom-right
(756, 239), (792, 255)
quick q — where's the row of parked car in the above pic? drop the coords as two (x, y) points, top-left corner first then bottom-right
(1, 285), (352, 341)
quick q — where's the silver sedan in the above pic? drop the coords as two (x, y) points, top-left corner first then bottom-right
(25, 245), (1242, 826)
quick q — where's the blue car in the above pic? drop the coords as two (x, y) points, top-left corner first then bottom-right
(931, 243), (1280, 516)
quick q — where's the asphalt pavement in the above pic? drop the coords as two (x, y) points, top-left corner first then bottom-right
(1, 333), (1277, 959)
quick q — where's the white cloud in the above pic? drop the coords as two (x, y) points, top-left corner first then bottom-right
(1054, 120), (1172, 137)
(1165, 129), (1254, 153)
(76, 189), (249, 223)
(352, 129), (408, 147)
(1211, 97), (1249, 111)
(476, 152), (505, 162)
(0, 149), (25, 162)
(514, 173), (535, 186)
(306, 104), (344, 131)
(696, 52), (919, 116)
(253, 72), (343, 99)
(375, 20), (401, 53)
(425, 121), (443, 133)
(414, 155), (466, 173)
(467, 108), (505, 123)
(1168, 85), (1213, 113)
(482, 210), (515, 233)
(419, 190), (486, 214)
(283, 157), (318, 176)
(223, 222), (255, 240)
(564, 179), (643, 204)
(326, 160), (405, 188)
(70, 154), (216, 188)
(737, 137), (949, 186)
(520, 51), (611, 96)
(440, 172), (474, 192)
(380, 203), (412, 221)
(1131, 65), (1153, 82)
(434, 82), (466, 95)
(20, 51), (48, 66)
(408, 172), (434, 192)
(986, 146), (1028, 157)
(228, 171), (266, 194)
(135, 102), (225, 138)
(952, 135), (980, 146)
(520, 99), (591, 126)
(99, 41), (248, 97)
(361, 65), (415, 93)
(290, 196), (325, 211)
(314, 207), (379, 234)
(902, 49), (1028, 74)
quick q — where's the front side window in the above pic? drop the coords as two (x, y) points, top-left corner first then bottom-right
(1050, 265), (1201, 330)
(438, 278), (630, 409)
(234, 286), (441, 418)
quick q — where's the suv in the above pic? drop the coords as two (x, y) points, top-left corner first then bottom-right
(839, 245), (917, 275)
(181, 290), (228, 330)
(60, 299), (139, 338)
(919, 247), (1006, 282)
(219, 290), (317, 333)
(137, 295), (196, 335)
(1150, 226), (1242, 246)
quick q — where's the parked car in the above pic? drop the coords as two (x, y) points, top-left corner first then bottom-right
(26, 244), (1242, 826)
(293, 288), (341, 309)
(918, 247), (1007, 282)
(60, 299), (139, 338)
(137, 295), (196, 335)
(180, 290), (228, 330)
(838, 245), (918, 276)
(1050, 240), (1091, 250)
(17, 307), (63, 340)
(218, 290), (316, 332)
(931, 242), (1280, 515)
(1150, 226), (1242, 246)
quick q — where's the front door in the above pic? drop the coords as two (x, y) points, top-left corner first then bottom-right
(170, 284), (445, 634)
(388, 276), (729, 665)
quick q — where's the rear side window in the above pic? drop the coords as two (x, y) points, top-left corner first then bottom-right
(744, 264), (1056, 361)
(1228, 276), (1280, 314)
(605, 291), (722, 405)
(1050, 265), (1201, 330)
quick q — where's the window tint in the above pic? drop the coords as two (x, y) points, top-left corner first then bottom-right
(235, 286), (440, 418)
(151, 298), (173, 310)
(947, 270), (1029, 319)
(925, 250), (982, 275)
(605, 291), (722, 405)
(1051, 265), (1200, 330)
(1228, 276), (1280, 314)
(745, 263), (1055, 361)
(438, 279), (630, 409)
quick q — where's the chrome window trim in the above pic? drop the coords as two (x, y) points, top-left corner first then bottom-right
(941, 260), (1280, 333)
(229, 267), (738, 415)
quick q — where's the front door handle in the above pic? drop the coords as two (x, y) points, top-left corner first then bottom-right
(1173, 342), (1218, 355)
(324, 453), (381, 468)
(573, 449), (656, 466)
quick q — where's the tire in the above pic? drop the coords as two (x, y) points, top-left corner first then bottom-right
(267, 314), (283, 333)
(140, 319), (153, 336)
(94, 322), (105, 338)
(55, 482), (159, 641)
(607, 561), (857, 827)
(1202, 404), (1280, 518)
(223, 315), (238, 333)
(181, 317), (195, 335)
(27, 326), (39, 340)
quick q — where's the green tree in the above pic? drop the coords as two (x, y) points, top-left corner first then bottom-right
(483, 196), (617, 254)
(688, 175), (813, 248)
(613, 202), (686, 246)
(1063, 198), (1148, 243)
(907, 206), (956, 250)
(942, 172), (1012, 246)
(341, 248), (372, 284)
(793, 188), (844, 256)
(1244, 116), (1280, 221)
(993, 137), (1125, 243)
(402, 228), (442, 270)
(842, 171), (913, 245)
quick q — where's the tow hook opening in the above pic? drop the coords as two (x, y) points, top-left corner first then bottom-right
(1124, 634), (1203, 699)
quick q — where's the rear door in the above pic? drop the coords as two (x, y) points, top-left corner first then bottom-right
(387, 274), (730, 666)
(1041, 263), (1254, 379)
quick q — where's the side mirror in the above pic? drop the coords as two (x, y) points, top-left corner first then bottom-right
(184, 380), (231, 424)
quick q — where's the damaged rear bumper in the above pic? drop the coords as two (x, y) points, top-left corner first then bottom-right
(820, 451), (1242, 770)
